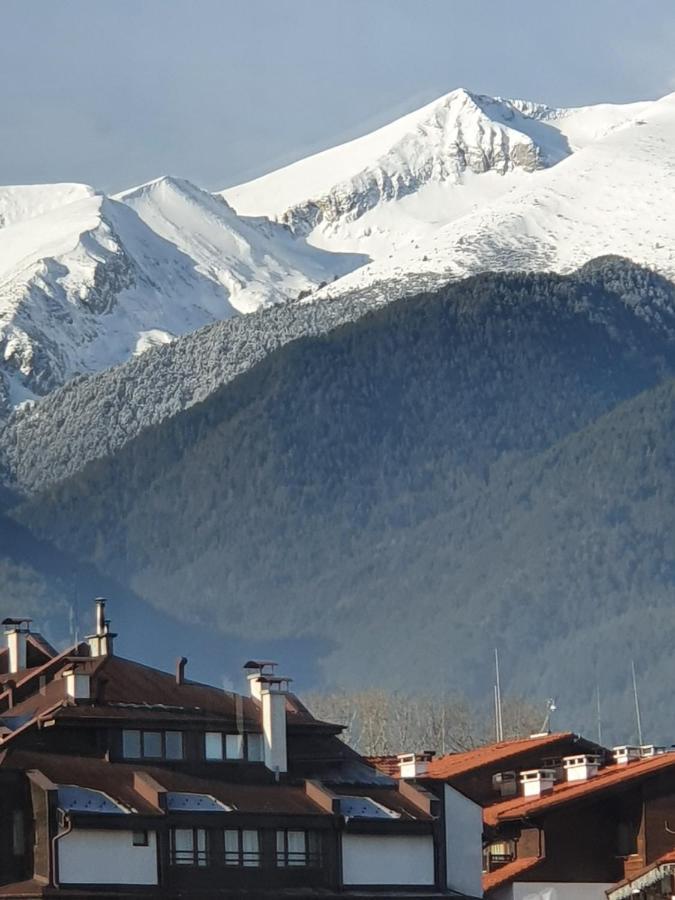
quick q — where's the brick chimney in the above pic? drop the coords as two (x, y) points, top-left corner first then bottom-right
(2, 618), (32, 674)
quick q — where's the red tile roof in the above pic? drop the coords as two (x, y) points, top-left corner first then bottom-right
(426, 733), (582, 780)
(366, 755), (401, 777)
(485, 753), (675, 825)
(483, 857), (542, 892)
(607, 849), (675, 897)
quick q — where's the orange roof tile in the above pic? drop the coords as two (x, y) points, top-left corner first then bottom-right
(607, 849), (675, 897)
(483, 857), (542, 892)
(366, 755), (401, 777)
(426, 733), (579, 780)
(485, 753), (675, 825)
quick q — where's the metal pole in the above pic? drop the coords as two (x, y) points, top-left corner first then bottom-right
(631, 660), (643, 746)
(495, 648), (504, 742)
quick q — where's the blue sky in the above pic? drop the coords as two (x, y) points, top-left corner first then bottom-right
(2, 0), (675, 192)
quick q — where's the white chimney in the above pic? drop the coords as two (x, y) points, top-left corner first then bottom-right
(3, 618), (32, 674)
(87, 599), (115, 658)
(243, 661), (277, 701)
(492, 770), (518, 798)
(63, 667), (91, 702)
(639, 745), (667, 759)
(519, 768), (556, 797)
(398, 751), (435, 779)
(562, 754), (601, 781)
(260, 676), (290, 775)
(613, 745), (641, 765)
(542, 757), (565, 781)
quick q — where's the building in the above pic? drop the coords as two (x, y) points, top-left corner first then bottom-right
(0, 603), (481, 898)
(400, 734), (675, 900)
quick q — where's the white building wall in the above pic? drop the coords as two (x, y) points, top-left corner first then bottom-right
(341, 833), (435, 885)
(58, 829), (158, 885)
(444, 783), (483, 897)
(511, 882), (614, 900)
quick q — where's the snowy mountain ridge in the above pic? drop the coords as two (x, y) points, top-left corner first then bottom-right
(0, 87), (669, 417)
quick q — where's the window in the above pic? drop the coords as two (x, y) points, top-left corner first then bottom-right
(123, 729), (141, 758)
(225, 734), (244, 760)
(165, 731), (184, 760)
(142, 731), (162, 758)
(204, 732), (262, 761)
(132, 830), (149, 847)
(12, 810), (24, 856)
(171, 828), (207, 866)
(247, 733), (264, 762)
(205, 732), (223, 760)
(224, 829), (260, 867)
(276, 830), (320, 868)
(122, 729), (184, 760)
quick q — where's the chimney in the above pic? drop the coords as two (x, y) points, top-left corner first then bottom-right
(613, 745), (642, 765)
(542, 757), (565, 782)
(3, 618), (31, 674)
(243, 660), (277, 701)
(519, 768), (556, 797)
(63, 666), (91, 702)
(398, 751), (435, 779)
(562, 754), (601, 782)
(492, 770), (518, 798)
(87, 599), (116, 658)
(260, 675), (290, 775)
(176, 657), (187, 685)
(639, 745), (667, 759)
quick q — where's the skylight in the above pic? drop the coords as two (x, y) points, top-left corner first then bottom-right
(57, 786), (131, 814)
(165, 792), (232, 812)
(338, 796), (401, 819)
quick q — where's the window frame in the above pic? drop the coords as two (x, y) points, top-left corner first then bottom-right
(121, 728), (184, 761)
(132, 830), (149, 847)
(203, 731), (263, 762)
(275, 829), (321, 868)
(171, 827), (207, 867)
(224, 828), (260, 868)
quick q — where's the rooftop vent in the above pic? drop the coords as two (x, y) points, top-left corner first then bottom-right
(613, 746), (642, 765)
(519, 768), (556, 797)
(87, 599), (116, 658)
(639, 745), (667, 759)
(398, 751), (435, 779)
(562, 754), (602, 782)
(492, 771), (518, 798)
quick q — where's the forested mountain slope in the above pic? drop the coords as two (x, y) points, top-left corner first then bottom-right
(10, 261), (675, 741)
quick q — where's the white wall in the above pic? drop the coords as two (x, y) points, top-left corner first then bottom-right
(510, 882), (614, 900)
(341, 833), (435, 886)
(444, 783), (483, 897)
(58, 829), (158, 885)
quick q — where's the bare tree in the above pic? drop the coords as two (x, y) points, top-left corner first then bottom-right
(305, 689), (541, 757)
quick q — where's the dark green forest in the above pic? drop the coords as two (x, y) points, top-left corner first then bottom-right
(8, 258), (675, 742)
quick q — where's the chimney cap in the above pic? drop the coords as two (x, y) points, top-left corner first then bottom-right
(2, 617), (32, 628)
(244, 660), (278, 672)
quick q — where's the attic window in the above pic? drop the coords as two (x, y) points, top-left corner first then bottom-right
(165, 792), (232, 812)
(338, 796), (401, 819)
(122, 729), (184, 760)
(57, 786), (130, 814)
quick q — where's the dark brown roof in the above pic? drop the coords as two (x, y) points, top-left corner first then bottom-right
(329, 784), (433, 821)
(1, 750), (330, 818)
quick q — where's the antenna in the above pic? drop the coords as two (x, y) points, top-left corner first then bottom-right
(595, 682), (602, 746)
(631, 659), (643, 746)
(539, 698), (557, 735)
(494, 648), (504, 742)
